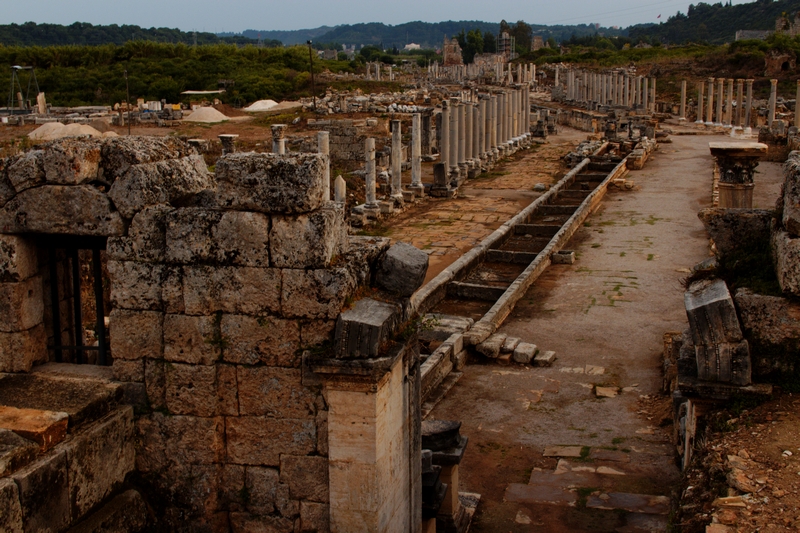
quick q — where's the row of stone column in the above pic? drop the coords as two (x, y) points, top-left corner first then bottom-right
(693, 77), (754, 130)
(428, 62), (536, 86)
(440, 86), (530, 174)
(563, 68), (656, 111)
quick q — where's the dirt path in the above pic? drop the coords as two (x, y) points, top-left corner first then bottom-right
(428, 134), (784, 532)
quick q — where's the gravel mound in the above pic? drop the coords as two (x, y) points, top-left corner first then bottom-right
(28, 122), (103, 141)
(244, 99), (279, 112)
(184, 107), (229, 123)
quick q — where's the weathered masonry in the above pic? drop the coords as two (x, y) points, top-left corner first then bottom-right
(0, 136), (429, 533)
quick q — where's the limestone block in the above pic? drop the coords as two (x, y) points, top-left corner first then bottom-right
(0, 405), (68, 451)
(280, 455), (329, 503)
(735, 287), (800, 377)
(375, 242), (429, 297)
(144, 359), (166, 411)
(226, 416), (316, 466)
(782, 152), (800, 237)
(333, 298), (400, 359)
(65, 489), (149, 533)
(107, 205), (172, 263)
(697, 208), (773, 259)
(773, 230), (800, 296)
(221, 315), (301, 367)
(0, 234), (38, 282)
(281, 268), (355, 320)
(477, 333), (507, 358)
(166, 209), (270, 267)
(183, 265), (281, 316)
(165, 363), (218, 417)
(163, 314), (220, 365)
(245, 466), (279, 515)
(0, 185), (125, 236)
(0, 477), (23, 533)
(270, 207), (342, 268)
(237, 366), (317, 418)
(512, 342), (538, 364)
(12, 449), (70, 533)
(0, 276), (43, 332)
(108, 155), (212, 219)
(64, 407), (135, 518)
(6, 150), (45, 193)
(162, 266), (184, 314)
(0, 429), (38, 477)
(695, 341), (752, 385)
(101, 136), (198, 180)
(43, 138), (102, 185)
(0, 324), (47, 372)
(216, 464), (246, 512)
(216, 152), (325, 214)
(109, 309), (163, 361)
(134, 413), (225, 473)
(112, 359), (144, 383)
(108, 261), (165, 310)
(300, 320), (336, 349)
(229, 513), (294, 533)
(300, 501), (330, 532)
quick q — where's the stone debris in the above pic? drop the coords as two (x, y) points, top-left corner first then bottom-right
(375, 242), (429, 296)
(534, 350), (557, 367)
(512, 342), (537, 364)
(501, 337), (520, 353)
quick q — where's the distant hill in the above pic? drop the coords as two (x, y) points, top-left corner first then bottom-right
(0, 21), (260, 47)
(219, 27), (334, 46)
(628, 0), (800, 45)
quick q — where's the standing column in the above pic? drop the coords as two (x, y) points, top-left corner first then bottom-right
(479, 97), (487, 158)
(622, 75), (629, 108)
(555, 66), (560, 87)
(449, 98), (459, 172)
(390, 120), (402, 199)
(725, 79), (734, 127)
(768, 78), (778, 127)
(499, 93), (506, 147)
(679, 80), (687, 120)
(642, 77), (649, 112)
(601, 75), (607, 105)
(650, 78), (656, 113)
(411, 114), (422, 193)
(441, 101), (450, 170)
(465, 102), (473, 162)
(706, 78), (715, 125)
(458, 101), (466, 166)
(795, 80), (800, 128)
(473, 103), (482, 161)
(635, 77), (642, 108)
(365, 138), (377, 208)
(745, 79), (754, 133)
(271, 124), (286, 154)
(524, 86), (530, 135)
(490, 95), (498, 156)
(696, 81), (705, 124)
(715, 78), (724, 126)
(735, 79), (744, 128)
(317, 131), (330, 202)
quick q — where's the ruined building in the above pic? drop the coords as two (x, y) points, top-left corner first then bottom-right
(441, 38), (464, 67)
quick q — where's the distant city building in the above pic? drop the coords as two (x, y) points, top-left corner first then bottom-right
(404, 43), (421, 51)
(442, 37), (464, 66)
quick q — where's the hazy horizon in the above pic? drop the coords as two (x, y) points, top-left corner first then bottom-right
(5, 0), (758, 34)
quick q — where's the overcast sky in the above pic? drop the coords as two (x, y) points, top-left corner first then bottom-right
(7, 0), (756, 33)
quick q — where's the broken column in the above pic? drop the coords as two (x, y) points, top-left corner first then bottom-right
(218, 133), (238, 155)
(716, 78), (724, 126)
(679, 80), (687, 121)
(334, 175), (346, 203)
(318, 131), (330, 203)
(745, 79), (754, 133)
(422, 420), (471, 533)
(696, 81), (705, 124)
(411, 113), (424, 196)
(365, 137), (378, 209)
(706, 78), (715, 125)
(768, 78), (778, 127)
(391, 120), (403, 202)
(735, 79), (744, 129)
(642, 77), (649, 113)
(271, 124), (286, 154)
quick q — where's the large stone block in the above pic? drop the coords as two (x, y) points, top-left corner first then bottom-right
(0, 171), (15, 209)
(6, 150), (44, 193)
(221, 315), (301, 367)
(300, 501), (330, 533)
(270, 207), (342, 268)
(216, 153), (325, 214)
(65, 489), (149, 533)
(0, 185), (125, 236)
(183, 265), (281, 316)
(237, 366), (318, 418)
(12, 449), (71, 533)
(697, 208), (773, 259)
(0, 276), (44, 333)
(216, 464), (246, 512)
(144, 359), (166, 410)
(773, 229), (800, 296)
(165, 363), (218, 417)
(65, 407), (135, 519)
(782, 151), (800, 237)
(100, 136), (198, 180)
(135, 413), (224, 473)
(281, 268), (355, 319)
(245, 466), (279, 515)
(0, 429), (38, 477)
(333, 298), (400, 359)
(375, 242), (429, 297)
(108, 309), (163, 361)
(42, 138), (102, 185)
(108, 156), (213, 219)
(166, 209), (270, 267)
(108, 261), (165, 310)
(162, 266), (184, 314)
(226, 417), (316, 466)
(280, 455), (329, 503)
(107, 205), (172, 263)
(163, 314), (220, 365)
(0, 235), (38, 282)
(0, 324), (47, 372)
(0, 477), (23, 533)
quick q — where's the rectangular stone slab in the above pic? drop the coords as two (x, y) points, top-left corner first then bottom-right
(0, 406), (68, 451)
(708, 142), (768, 158)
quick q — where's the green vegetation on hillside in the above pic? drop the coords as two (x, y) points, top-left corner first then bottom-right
(0, 43), (351, 107)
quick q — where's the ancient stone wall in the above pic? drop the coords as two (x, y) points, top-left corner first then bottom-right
(308, 119), (368, 161)
(0, 136), (405, 532)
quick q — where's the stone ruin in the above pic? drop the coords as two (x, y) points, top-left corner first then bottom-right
(0, 135), (461, 533)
